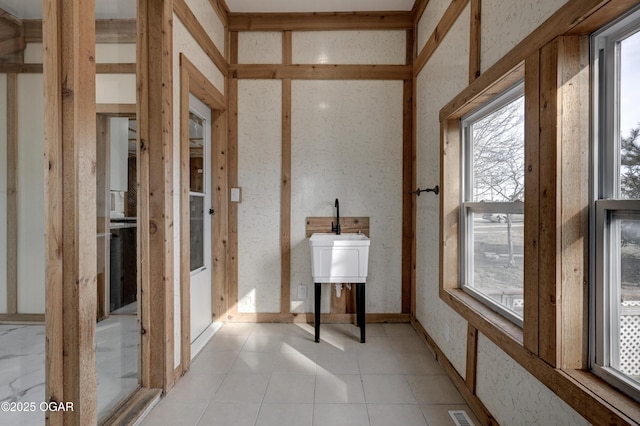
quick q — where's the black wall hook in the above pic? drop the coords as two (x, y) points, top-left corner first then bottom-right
(409, 185), (439, 196)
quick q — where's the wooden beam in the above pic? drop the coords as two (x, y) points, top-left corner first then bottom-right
(305, 217), (370, 237)
(414, 0), (469, 76)
(208, 0), (229, 28)
(227, 32), (239, 320)
(281, 31), (292, 316)
(137, 0), (175, 392)
(523, 52), (540, 355)
(228, 11), (414, 31)
(230, 64), (412, 80)
(180, 54), (226, 109)
(179, 58), (191, 374)
(402, 74), (413, 314)
(0, 63), (42, 73)
(96, 63), (136, 73)
(538, 39), (561, 367)
(412, 0), (429, 28)
(211, 107), (228, 324)
(465, 324), (478, 394)
(173, 0), (228, 76)
(556, 36), (589, 369)
(469, 0), (481, 83)
(6, 74), (17, 316)
(0, 313), (45, 323)
(96, 103), (136, 115)
(24, 18), (136, 44)
(43, 0), (97, 423)
(0, 36), (25, 58)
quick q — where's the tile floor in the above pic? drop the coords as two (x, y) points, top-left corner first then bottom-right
(140, 322), (480, 426)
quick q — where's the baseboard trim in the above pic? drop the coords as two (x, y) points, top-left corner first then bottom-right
(0, 313), (45, 324)
(226, 312), (411, 324)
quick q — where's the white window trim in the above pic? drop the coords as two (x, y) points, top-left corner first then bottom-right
(591, 5), (640, 403)
(460, 81), (525, 327)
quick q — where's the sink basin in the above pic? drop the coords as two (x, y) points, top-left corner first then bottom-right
(309, 233), (370, 283)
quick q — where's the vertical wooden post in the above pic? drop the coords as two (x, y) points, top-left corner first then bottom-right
(465, 324), (478, 394)
(137, 0), (174, 391)
(524, 52), (541, 355)
(403, 29), (414, 315)
(281, 31), (292, 315)
(6, 73), (18, 315)
(228, 31), (239, 320)
(43, 0), (97, 424)
(469, 0), (481, 83)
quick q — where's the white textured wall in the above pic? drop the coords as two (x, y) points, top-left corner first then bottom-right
(481, 0), (569, 72)
(292, 31), (406, 64)
(96, 74), (136, 104)
(290, 80), (403, 314)
(185, 0), (226, 55)
(476, 334), (589, 425)
(415, 4), (471, 379)
(172, 6), (226, 366)
(24, 43), (42, 64)
(237, 80), (282, 313)
(96, 44), (136, 63)
(416, 0), (449, 54)
(238, 32), (282, 64)
(17, 74), (45, 313)
(0, 74), (6, 313)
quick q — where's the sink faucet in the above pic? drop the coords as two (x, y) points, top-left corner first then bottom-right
(331, 198), (341, 235)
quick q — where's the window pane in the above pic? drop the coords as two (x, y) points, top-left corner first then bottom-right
(190, 195), (204, 271)
(620, 31), (640, 199)
(190, 112), (205, 193)
(471, 96), (525, 202)
(613, 216), (640, 382)
(468, 212), (524, 319)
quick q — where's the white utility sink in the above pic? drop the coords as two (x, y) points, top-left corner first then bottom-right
(309, 233), (370, 283)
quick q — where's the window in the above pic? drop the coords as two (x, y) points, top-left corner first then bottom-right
(461, 82), (525, 326)
(592, 6), (640, 402)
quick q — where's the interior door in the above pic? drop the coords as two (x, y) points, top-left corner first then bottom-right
(189, 94), (213, 344)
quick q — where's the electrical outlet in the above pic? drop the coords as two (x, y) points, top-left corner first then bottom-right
(297, 284), (307, 300)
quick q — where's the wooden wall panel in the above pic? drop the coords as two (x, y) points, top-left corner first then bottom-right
(281, 33), (292, 315)
(137, 0), (174, 391)
(43, 0), (98, 423)
(469, 0), (481, 82)
(230, 64), (412, 80)
(228, 12), (413, 31)
(227, 31), (239, 320)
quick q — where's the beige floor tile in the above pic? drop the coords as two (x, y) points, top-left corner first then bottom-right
(230, 351), (278, 373)
(395, 352), (444, 375)
(315, 352), (360, 375)
(189, 350), (238, 374)
(197, 402), (260, 426)
(216, 323), (256, 336)
(408, 375), (465, 405)
(355, 336), (394, 354)
(212, 373), (270, 402)
(389, 335), (431, 354)
(420, 404), (480, 426)
(140, 400), (207, 426)
(357, 352), (403, 374)
(242, 335), (284, 353)
(256, 403), (313, 426)
(274, 352), (318, 375)
(263, 374), (316, 403)
(314, 374), (365, 403)
(166, 372), (225, 402)
(200, 334), (247, 353)
(281, 333), (325, 354)
(362, 374), (417, 404)
(312, 403), (370, 426)
(367, 404), (428, 426)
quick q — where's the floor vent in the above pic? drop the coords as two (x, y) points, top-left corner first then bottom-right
(448, 410), (475, 426)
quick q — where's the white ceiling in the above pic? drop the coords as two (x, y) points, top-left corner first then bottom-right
(224, 0), (415, 13)
(1, 0), (136, 20)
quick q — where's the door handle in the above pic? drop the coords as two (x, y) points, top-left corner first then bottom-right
(209, 208), (214, 215)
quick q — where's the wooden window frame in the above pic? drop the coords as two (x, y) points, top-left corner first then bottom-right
(437, 1), (640, 423)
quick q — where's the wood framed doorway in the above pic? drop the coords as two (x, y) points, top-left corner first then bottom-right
(178, 53), (228, 375)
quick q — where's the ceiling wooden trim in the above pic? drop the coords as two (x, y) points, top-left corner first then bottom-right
(23, 19), (136, 43)
(228, 11), (414, 31)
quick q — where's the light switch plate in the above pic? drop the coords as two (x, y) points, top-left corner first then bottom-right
(231, 187), (241, 202)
